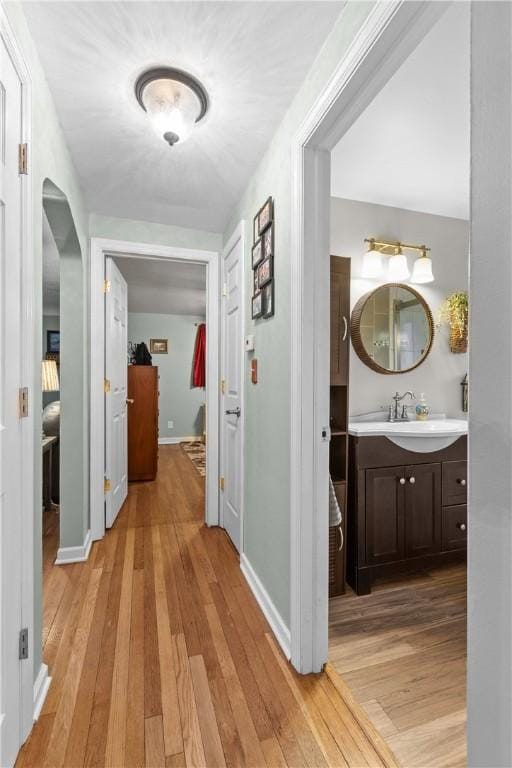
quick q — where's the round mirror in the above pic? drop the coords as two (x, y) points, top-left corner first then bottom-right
(351, 283), (434, 374)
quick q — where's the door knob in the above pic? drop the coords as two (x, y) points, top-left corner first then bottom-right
(126, 398), (134, 404)
(409, 477), (416, 484)
(225, 407), (241, 417)
(399, 477), (406, 485)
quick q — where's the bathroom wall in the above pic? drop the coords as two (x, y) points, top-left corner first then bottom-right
(128, 313), (206, 440)
(330, 197), (469, 418)
(42, 315), (60, 408)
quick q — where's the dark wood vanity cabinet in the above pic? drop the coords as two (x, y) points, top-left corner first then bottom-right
(330, 256), (350, 386)
(348, 436), (467, 594)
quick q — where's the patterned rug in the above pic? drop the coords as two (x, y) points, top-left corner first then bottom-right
(181, 440), (206, 477)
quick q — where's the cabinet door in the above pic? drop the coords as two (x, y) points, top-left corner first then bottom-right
(365, 466), (405, 565)
(442, 504), (467, 551)
(330, 257), (350, 386)
(405, 463), (442, 557)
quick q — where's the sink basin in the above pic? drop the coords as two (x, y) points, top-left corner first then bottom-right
(348, 416), (468, 452)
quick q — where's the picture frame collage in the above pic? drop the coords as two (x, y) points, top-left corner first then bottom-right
(251, 196), (275, 319)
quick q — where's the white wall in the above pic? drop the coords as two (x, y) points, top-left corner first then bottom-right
(330, 197), (469, 418)
(128, 313), (206, 440)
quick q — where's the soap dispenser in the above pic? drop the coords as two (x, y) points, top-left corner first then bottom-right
(415, 393), (429, 421)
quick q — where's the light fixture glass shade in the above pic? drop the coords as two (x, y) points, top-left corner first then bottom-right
(42, 360), (59, 392)
(387, 252), (410, 281)
(411, 255), (434, 283)
(361, 248), (384, 279)
(141, 78), (202, 145)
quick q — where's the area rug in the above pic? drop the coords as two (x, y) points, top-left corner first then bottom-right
(181, 440), (206, 477)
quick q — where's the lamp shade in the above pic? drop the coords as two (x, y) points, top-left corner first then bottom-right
(411, 255), (434, 283)
(361, 248), (384, 279)
(42, 359), (59, 392)
(387, 252), (410, 281)
(139, 76), (203, 145)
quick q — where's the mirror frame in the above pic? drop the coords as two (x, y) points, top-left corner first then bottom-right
(351, 283), (435, 375)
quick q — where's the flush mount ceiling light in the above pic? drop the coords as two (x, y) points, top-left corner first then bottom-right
(362, 238), (434, 283)
(135, 67), (209, 147)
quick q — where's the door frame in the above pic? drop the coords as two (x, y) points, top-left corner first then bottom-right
(219, 221), (246, 553)
(289, 0), (449, 673)
(0, 3), (36, 751)
(90, 238), (219, 540)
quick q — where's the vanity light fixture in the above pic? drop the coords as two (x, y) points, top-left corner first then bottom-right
(362, 238), (434, 283)
(135, 67), (209, 146)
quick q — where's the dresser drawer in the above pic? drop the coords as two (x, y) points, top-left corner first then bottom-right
(442, 460), (467, 506)
(442, 504), (467, 551)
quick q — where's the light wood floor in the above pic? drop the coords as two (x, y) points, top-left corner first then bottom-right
(18, 445), (398, 768)
(329, 565), (467, 768)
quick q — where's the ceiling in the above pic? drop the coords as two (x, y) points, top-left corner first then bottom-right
(114, 257), (206, 315)
(43, 212), (60, 315)
(23, 1), (343, 233)
(331, 3), (470, 220)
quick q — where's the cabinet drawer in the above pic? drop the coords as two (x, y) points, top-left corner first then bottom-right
(442, 460), (467, 505)
(442, 505), (467, 551)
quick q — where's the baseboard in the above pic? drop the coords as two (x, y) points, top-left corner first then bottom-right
(33, 664), (51, 721)
(158, 436), (200, 445)
(240, 553), (291, 660)
(55, 529), (92, 565)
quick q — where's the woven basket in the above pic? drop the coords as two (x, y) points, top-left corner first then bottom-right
(449, 319), (468, 354)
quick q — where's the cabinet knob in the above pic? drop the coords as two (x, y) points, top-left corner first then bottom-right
(457, 522), (467, 532)
(399, 477), (406, 485)
(126, 398), (135, 404)
(458, 478), (466, 486)
(409, 477), (416, 484)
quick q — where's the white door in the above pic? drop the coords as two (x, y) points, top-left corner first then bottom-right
(105, 257), (128, 527)
(0, 27), (24, 767)
(221, 231), (244, 551)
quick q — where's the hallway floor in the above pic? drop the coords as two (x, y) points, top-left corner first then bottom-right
(17, 445), (397, 768)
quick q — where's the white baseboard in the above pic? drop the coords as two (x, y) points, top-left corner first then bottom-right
(33, 664), (51, 721)
(55, 528), (92, 565)
(240, 553), (291, 660)
(159, 436), (201, 445)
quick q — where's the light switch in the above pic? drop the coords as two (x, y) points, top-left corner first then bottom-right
(245, 334), (255, 352)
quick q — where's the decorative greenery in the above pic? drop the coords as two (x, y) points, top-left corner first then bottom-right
(439, 291), (469, 340)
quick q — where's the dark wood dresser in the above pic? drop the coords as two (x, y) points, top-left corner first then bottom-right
(128, 365), (159, 481)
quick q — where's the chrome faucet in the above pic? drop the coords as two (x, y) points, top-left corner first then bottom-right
(389, 391), (416, 422)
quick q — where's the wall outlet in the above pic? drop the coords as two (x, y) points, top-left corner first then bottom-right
(167, 420), (174, 429)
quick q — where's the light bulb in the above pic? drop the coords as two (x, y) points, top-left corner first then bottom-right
(361, 248), (384, 279)
(387, 252), (410, 281)
(411, 255), (434, 283)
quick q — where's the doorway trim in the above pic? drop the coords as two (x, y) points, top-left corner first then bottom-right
(90, 237), (219, 541)
(0, 3), (37, 750)
(289, 0), (449, 674)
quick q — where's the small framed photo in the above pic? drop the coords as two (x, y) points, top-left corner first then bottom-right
(257, 257), (272, 288)
(262, 282), (274, 318)
(253, 214), (259, 244)
(252, 292), (263, 319)
(150, 338), (168, 354)
(262, 222), (274, 259)
(253, 270), (259, 294)
(252, 239), (264, 269)
(47, 330), (60, 354)
(257, 197), (273, 235)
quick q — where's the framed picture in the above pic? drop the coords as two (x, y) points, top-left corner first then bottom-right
(262, 222), (274, 259)
(253, 269), (259, 294)
(47, 330), (60, 354)
(262, 281), (274, 318)
(253, 213), (259, 244)
(150, 338), (168, 354)
(257, 197), (273, 235)
(252, 292), (263, 319)
(252, 239), (264, 269)
(257, 257), (272, 288)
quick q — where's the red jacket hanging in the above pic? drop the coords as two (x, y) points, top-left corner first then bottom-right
(192, 323), (206, 388)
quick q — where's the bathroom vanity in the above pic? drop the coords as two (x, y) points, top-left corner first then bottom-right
(347, 420), (468, 595)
